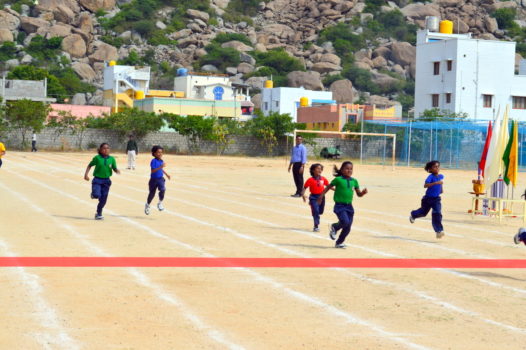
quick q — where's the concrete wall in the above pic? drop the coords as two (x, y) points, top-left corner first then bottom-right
(1, 128), (390, 161)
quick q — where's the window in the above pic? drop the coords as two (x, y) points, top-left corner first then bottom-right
(264, 102), (268, 110)
(432, 94), (439, 107)
(513, 96), (526, 109)
(447, 60), (453, 71)
(483, 94), (493, 108)
(446, 93), (451, 104)
(433, 62), (440, 75)
(275, 101), (279, 108)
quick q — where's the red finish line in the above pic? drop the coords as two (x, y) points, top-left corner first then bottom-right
(0, 257), (525, 268)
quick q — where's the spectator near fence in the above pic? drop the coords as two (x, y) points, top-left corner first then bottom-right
(126, 135), (138, 170)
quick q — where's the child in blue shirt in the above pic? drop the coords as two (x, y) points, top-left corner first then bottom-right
(409, 160), (445, 239)
(145, 146), (171, 215)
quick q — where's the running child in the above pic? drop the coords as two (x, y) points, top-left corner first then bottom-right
(514, 228), (526, 245)
(301, 163), (329, 232)
(317, 161), (367, 248)
(0, 140), (5, 168)
(84, 143), (120, 220)
(145, 145), (171, 215)
(409, 160), (445, 238)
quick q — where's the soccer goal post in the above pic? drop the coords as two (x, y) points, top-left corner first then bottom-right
(293, 129), (397, 169)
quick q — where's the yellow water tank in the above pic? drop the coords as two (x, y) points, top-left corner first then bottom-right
(439, 20), (453, 34)
(264, 80), (273, 89)
(299, 97), (309, 107)
(109, 60), (116, 66)
(135, 90), (145, 100)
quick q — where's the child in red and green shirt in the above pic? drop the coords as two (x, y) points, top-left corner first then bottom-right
(317, 161), (367, 248)
(301, 163), (329, 232)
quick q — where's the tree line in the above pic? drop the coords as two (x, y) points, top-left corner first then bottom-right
(0, 99), (300, 155)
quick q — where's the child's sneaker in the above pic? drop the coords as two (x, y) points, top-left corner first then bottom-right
(514, 228), (526, 244)
(409, 215), (415, 224)
(313, 227), (320, 232)
(335, 243), (347, 249)
(94, 213), (104, 220)
(90, 193), (95, 199)
(144, 203), (150, 215)
(436, 231), (445, 239)
(329, 223), (337, 240)
(157, 202), (165, 211)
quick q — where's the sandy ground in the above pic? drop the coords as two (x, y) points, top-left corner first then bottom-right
(0, 151), (525, 350)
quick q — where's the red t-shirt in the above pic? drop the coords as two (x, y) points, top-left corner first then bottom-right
(304, 176), (329, 195)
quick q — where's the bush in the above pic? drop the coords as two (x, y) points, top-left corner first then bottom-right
(213, 32), (252, 46)
(26, 35), (63, 62)
(343, 66), (380, 95)
(0, 42), (16, 62)
(255, 49), (305, 74)
(323, 74), (344, 87)
(318, 23), (366, 53)
(199, 44), (240, 72)
(493, 8), (517, 30)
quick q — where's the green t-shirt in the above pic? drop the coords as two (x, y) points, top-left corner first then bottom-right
(89, 155), (117, 178)
(331, 176), (359, 204)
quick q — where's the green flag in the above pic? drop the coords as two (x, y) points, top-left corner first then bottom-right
(502, 120), (515, 185)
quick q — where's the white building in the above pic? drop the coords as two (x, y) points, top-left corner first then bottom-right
(415, 29), (526, 120)
(261, 87), (334, 122)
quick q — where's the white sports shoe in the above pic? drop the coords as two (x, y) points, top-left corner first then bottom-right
(144, 203), (150, 215)
(94, 214), (104, 220)
(157, 201), (165, 211)
(335, 243), (347, 249)
(409, 215), (415, 224)
(436, 231), (445, 239)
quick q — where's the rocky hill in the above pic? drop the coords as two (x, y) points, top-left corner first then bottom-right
(0, 0), (525, 114)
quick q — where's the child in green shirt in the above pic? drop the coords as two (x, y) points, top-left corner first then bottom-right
(317, 161), (367, 248)
(84, 143), (120, 220)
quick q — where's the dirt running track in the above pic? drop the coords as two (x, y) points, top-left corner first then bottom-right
(0, 151), (525, 350)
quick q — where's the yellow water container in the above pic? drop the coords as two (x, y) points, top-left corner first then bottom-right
(264, 80), (273, 89)
(135, 90), (145, 100)
(109, 60), (116, 66)
(299, 97), (309, 107)
(439, 20), (453, 34)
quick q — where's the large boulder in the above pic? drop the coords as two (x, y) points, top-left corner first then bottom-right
(36, 0), (80, 15)
(311, 61), (342, 74)
(0, 28), (14, 43)
(186, 9), (210, 22)
(0, 10), (20, 31)
(79, 0), (116, 12)
(400, 3), (440, 19)
(72, 62), (97, 82)
(20, 16), (50, 33)
(88, 41), (118, 63)
(485, 17), (498, 33)
(237, 62), (255, 74)
(262, 23), (295, 40)
(319, 53), (341, 66)
(201, 64), (219, 72)
(77, 12), (94, 33)
(251, 93), (261, 110)
(390, 42), (416, 67)
(62, 34), (87, 57)
(371, 72), (400, 90)
(330, 79), (354, 104)
(71, 93), (87, 105)
(53, 4), (76, 22)
(245, 76), (268, 90)
(287, 71), (324, 90)
(221, 40), (253, 52)
(47, 23), (72, 38)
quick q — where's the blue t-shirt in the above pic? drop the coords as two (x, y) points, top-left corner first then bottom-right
(150, 158), (164, 179)
(425, 173), (444, 197)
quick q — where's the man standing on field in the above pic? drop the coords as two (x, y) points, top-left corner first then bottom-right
(126, 135), (138, 170)
(288, 135), (307, 197)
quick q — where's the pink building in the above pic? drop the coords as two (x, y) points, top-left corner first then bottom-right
(48, 104), (110, 120)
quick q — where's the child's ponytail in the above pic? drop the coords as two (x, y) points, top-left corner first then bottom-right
(333, 161), (353, 177)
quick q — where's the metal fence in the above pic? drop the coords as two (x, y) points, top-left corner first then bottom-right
(361, 120), (526, 170)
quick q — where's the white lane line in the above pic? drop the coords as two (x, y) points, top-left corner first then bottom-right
(0, 239), (79, 350)
(8, 164), (434, 350)
(0, 180), (246, 350)
(24, 156), (526, 296)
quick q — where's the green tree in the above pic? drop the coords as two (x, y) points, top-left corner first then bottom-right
(493, 8), (517, 30)
(163, 114), (215, 153)
(5, 99), (50, 148)
(103, 108), (164, 139)
(246, 111), (296, 139)
(199, 44), (241, 72)
(419, 108), (468, 121)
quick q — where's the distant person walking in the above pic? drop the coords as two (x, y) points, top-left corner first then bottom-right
(288, 135), (307, 197)
(0, 140), (5, 168)
(31, 132), (37, 152)
(126, 135), (138, 170)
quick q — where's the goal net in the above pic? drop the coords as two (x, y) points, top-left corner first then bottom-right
(293, 129), (397, 168)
